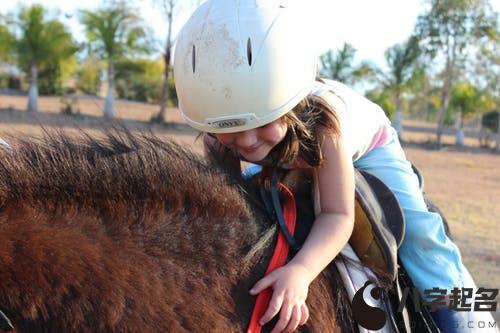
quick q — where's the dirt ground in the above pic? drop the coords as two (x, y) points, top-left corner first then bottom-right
(1, 95), (499, 321)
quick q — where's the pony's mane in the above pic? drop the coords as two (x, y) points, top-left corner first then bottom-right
(0, 130), (271, 266)
(0, 131), (249, 224)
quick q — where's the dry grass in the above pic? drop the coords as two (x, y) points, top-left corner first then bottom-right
(0, 94), (204, 151)
(1, 95), (498, 321)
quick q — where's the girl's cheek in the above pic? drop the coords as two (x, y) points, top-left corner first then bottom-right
(214, 134), (234, 146)
(266, 122), (287, 142)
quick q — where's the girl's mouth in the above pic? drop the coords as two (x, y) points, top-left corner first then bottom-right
(239, 144), (262, 154)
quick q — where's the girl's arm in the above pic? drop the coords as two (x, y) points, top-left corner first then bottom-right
(250, 131), (355, 333)
(289, 131), (355, 278)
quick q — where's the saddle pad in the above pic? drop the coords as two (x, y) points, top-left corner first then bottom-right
(350, 170), (405, 281)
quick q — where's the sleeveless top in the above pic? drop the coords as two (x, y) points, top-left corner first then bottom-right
(311, 79), (392, 162)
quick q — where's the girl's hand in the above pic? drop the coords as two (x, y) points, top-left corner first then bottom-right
(249, 262), (312, 333)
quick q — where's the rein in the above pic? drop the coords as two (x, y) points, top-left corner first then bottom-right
(0, 310), (13, 332)
(247, 167), (300, 333)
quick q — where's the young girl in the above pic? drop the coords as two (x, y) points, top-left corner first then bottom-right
(173, 1), (489, 332)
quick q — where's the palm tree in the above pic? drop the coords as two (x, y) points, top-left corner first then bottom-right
(0, 17), (14, 62)
(319, 43), (356, 83)
(9, 5), (77, 112)
(318, 43), (375, 86)
(80, 3), (150, 118)
(378, 37), (420, 137)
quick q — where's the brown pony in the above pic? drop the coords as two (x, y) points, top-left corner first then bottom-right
(0, 131), (356, 333)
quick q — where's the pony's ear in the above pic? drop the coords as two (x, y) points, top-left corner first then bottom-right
(213, 150), (243, 182)
(203, 134), (243, 180)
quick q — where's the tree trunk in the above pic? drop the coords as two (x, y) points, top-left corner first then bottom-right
(104, 61), (115, 118)
(435, 74), (452, 148)
(27, 63), (38, 113)
(152, 0), (174, 124)
(153, 48), (171, 123)
(392, 92), (403, 139)
(455, 113), (464, 146)
(435, 37), (458, 149)
(496, 111), (500, 152)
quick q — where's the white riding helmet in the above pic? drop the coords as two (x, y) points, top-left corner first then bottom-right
(173, 0), (317, 133)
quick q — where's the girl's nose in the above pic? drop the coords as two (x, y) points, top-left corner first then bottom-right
(235, 130), (258, 148)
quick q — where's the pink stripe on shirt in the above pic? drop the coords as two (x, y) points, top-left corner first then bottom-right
(367, 123), (392, 152)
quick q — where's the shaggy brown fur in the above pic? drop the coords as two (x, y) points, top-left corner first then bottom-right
(0, 131), (354, 333)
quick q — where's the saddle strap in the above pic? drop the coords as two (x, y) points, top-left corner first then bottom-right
(258, 167), (300, 251)
(247, 170), (297, 333)
(0, 310), (13, 332)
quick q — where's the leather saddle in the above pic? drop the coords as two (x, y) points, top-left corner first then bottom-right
(351, 169), (405, 281)
(267, 166), (416, 282)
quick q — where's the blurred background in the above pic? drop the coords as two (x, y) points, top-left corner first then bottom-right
(0, 0), (499, 322)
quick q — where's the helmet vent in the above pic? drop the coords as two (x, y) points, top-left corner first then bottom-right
(192, 44), (196, 73)
(246, 38), (252, 66)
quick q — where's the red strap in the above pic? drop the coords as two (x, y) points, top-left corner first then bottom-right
(246, 180), (297, 333)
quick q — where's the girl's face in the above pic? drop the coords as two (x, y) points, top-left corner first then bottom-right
(214, 118), (288, 163)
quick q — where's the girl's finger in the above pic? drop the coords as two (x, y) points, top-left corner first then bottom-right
(283, 305), (301, 333)
(260, 292), (285, 326)
(250, 274), (275, 295)
(299, 304), (309, 326)
(270, 300), (293, 333)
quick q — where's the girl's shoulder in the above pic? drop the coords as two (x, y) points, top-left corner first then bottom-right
(311, 80), (348, 115)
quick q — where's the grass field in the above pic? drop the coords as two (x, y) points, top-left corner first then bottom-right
(1, 94), (499, 321)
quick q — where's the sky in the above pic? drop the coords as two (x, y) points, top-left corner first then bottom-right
(1, 0), (499, 70)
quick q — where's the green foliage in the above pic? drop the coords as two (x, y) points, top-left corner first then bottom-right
(60, 94), (79, 115)
(38, 61), (62, 95)
(0, 18), (14, 62)
(405, 67), (441, 121)
(415, 0), (496, 59)
(414, 0), (498, 101)
(318, 43), (376, 85)
(449, 82), (493, 118)
(383, 37), (421, 92)
(0, 75), (22, 90)
(366, 37), (421, 123)
(167, 74), (177, 106)
(0, 74), (8, 89)
(14, 5), (79, 72)
(412, 0), (497, 142)
(76, 59), (102, 95)
(471, 26), (499, 109)
(365, 89), (396, 120)
(114, 58), (163, 103)
(79, 2), (152, 116)
(8, 5), (78, 94)
(80, 3), (151, 62)
(319, 43), (356, 82)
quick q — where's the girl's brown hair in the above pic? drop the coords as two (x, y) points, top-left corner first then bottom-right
(263, 93), (341, 167)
